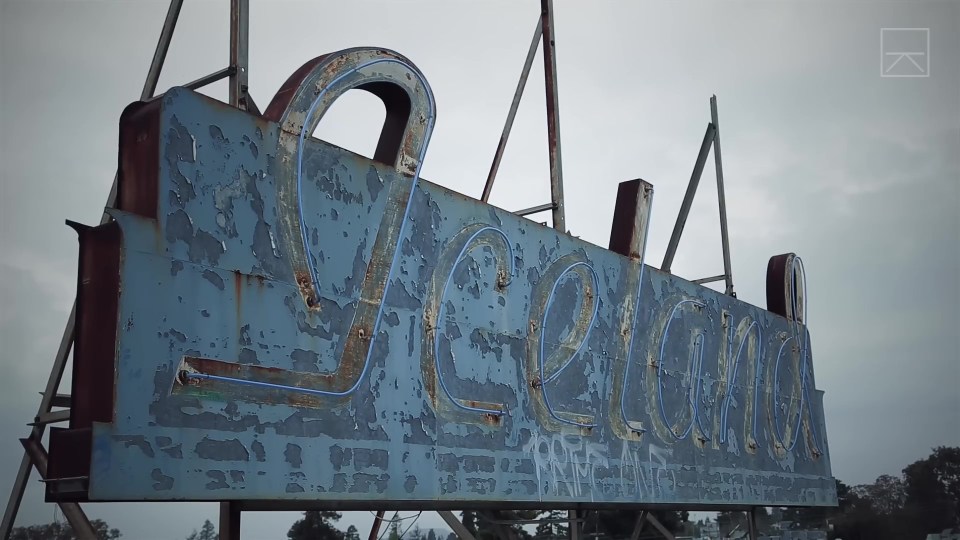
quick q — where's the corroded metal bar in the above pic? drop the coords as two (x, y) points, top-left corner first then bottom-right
(141, 0), (184, 101)
(661, 122), (716, 273)
(19, 438), (95, 539)
(183, 67), (235, 93)
(368, 510), (386, 540)
(229, 0), (249, 110)
(514, 202), (555, 216)
(711, 95), (735, 296)
(541, 0), (566, 231)
(481, 18), (543, 203)
(0, 302), (76, 538)
(219, 501), (241, 540)
(693, 274), (726, 285)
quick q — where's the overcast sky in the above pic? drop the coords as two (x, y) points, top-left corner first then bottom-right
(1, 0), (958, 538)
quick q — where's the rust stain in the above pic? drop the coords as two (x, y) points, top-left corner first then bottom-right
(295, 270), (318, 310)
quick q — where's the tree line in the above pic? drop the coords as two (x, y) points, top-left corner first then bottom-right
(11, 446), (957, 539)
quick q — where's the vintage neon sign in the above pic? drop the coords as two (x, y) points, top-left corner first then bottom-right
(47, 48), (835, 509)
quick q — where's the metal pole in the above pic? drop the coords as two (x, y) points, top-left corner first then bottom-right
(367, 510), (385, 540)
(219, 502), (241, 540)
(746, 508), (759, 540)
(540, 0), (566, 232)
(711, 95), (735, 296)
(568, 510), (580, 540)
(660, 122), (716, 273)
(229, 0), (250, 110)
(481, 18), (542, 203)
(18, 439), (96, 540)
(141, 0), (184, 101)
(628, 511), (648, 540)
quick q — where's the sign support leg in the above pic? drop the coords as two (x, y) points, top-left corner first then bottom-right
(747, 507), (759, 540)
(439, 511), (477, 540)
(629, 511), (648, 540)
(219, 502), (241, 540)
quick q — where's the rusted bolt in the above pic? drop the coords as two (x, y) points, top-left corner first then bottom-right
(530, 377), (542, 389)
(496, 269), (508, 289)
(483, 413), (502, 426)
(306, 295), (316, 308)
(358, 328), (366, 339)
(177, 370), (190, 385)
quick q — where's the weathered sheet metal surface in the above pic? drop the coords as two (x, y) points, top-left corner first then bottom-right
(54, 48), (834, 508)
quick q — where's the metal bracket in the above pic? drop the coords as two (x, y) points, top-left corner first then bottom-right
(480, 0), (567, 233)
(661, 95), (736, 297)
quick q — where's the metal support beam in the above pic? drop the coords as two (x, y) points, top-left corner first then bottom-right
(141, 0), (184, 101)
(229, 0), (250, 110)
(692, 273), (726, 285)
(481, 18), (542, 203)
(514, 202), (556, 216)
(568, 510), (580, 540)
(540, 0), (566, 232)
(17, 438), (96, 540)
(660, 122), (715, 273)
(747, 507), (759, 540)
(629, 511), (648, 540)
(1, 302), (77, 538)
(219, 502), (241, 540)
(711, 95), (735, 297)
(645, 513), (676, 540)
(31, 410), (70, 426)
(439, 511), (477, 540)
(50, 394), (71, 408)
(182, 66), (235, 93)
(367, 510), (385, 540)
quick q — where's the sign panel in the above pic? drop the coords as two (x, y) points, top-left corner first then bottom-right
(49, 48), (835, 509)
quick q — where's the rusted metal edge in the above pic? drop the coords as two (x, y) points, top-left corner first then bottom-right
(66, 221), (121, 431)
(117, 100), (162, 220)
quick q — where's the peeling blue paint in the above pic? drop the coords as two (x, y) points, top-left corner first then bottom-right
(79, 48), (834, 509)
